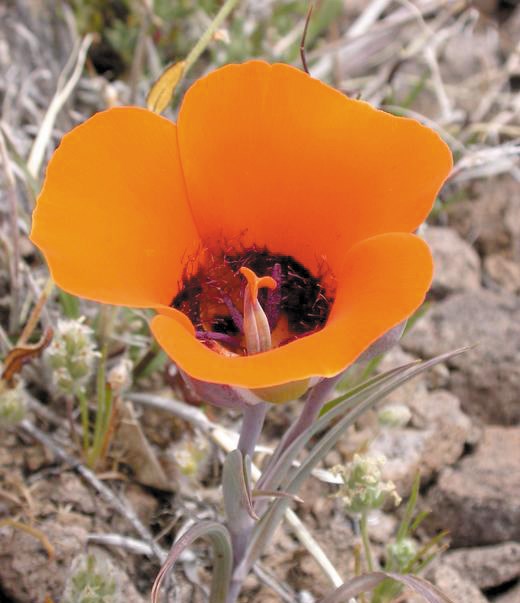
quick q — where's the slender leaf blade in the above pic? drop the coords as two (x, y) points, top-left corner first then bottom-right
(151, 520), (232, 603)
(317, 571), (455, 603)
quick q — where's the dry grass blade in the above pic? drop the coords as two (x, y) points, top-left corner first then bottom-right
(1, 327), (53, 384)
(27, 33), (93, 180)
(0, 518), (55, 558)
(0, 129), (21, 334)
(17, 277), (55, 346)
(146, 61), (186, 113)
(300, 3), (314, 74)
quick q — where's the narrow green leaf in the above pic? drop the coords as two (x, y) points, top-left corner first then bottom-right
(410, 510), (430, 534)
(397, 471), (421, 541)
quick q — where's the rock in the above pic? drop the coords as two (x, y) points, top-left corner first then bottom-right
(379, 345), (449, 390)
(474, 0), (519, 23)
(493, 581), (520, 603)
(428, 564), (489, 603)
(369, 389), (473, 496)
(484, 254), (520, 294)
(448, 175), (520, 259)
(367, 510), (398, 544)
(0, 517), (159, 603)
(0, 519), (88, 602)
(423, 226), (481, 296)
(504, 184), (520, 260)
(427, 427), (520, 546)
(444, 542), (520, 589)
(402, 289), (520, 424)
(407, 389), (475, 436)
(124, 483), (159, 525)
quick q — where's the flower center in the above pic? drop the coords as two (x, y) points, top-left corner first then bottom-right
(171, 247), (334, 356)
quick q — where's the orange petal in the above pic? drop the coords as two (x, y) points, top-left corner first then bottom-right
(31, 107), (199, 307)
(151, 233), (432, 390)
(177, 61), (452, 275)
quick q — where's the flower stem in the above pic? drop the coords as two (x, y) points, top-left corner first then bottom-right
(226, 402), (267, 603)
(360, 511), (375, 572)
(184, 0), (241, 77)
(257, 375), (341, 496)
(88, 345), (108, 468)
(274, 377), (337, 458)
(237, 402), (268, 460)
(227, 379), (340, 602)
(77, 389), (90, 455)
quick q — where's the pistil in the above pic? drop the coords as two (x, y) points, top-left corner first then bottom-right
(239, 267), (276, 355)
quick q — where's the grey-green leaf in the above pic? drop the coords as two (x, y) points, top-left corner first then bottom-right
(151, 520), (232, 603)
(317, 571), (455, 603)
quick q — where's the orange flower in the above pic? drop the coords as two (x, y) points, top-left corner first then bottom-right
(31, 61), (452, 402)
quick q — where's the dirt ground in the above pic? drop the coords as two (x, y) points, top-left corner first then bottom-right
(0, 1), (519, 602)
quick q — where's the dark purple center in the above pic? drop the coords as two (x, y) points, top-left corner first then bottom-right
(172, 247), (334, 352)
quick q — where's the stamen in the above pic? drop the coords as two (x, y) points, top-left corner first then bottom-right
(266, 262), (282, 329)
(222, 294), (244, 333)
(239, 267), (276, 355)
(196, 330), (240, 347)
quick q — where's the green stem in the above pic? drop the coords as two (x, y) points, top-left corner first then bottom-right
(88, 345), (108, 468)
(90, 386), (113, 468)
(77, 389), (90, 455)
(184, 0), (240, 76)
(226, 403), (268, 603)
(360, 511), (375, 572)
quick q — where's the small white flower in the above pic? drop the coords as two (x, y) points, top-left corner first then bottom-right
(333, 453), (401, 513)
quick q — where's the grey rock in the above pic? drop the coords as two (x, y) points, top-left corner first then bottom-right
(493, 581), (520, 603)
(402, 289), (520, 424)
(0, 519), (88, 602)
(444, 542), (520, 589)
(0, 519), (148, 603)
(427, 427), (520, 547)
(370, 389), (473, 496)
(428, 565), (489, 603)
(504, 188), (520, 261)
(449, 175), (520, 258)
(484, 254), (520, 294)
(423, 226), (481, 296)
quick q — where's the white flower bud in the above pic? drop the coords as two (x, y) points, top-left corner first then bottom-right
(45, 318), (99, 396)
(387, 537), (418, 569)
(107, 358), (133, 394)
(174, 433), (210, 479)
(378, 404), (412, 428)
(0, 380), (26, 425)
